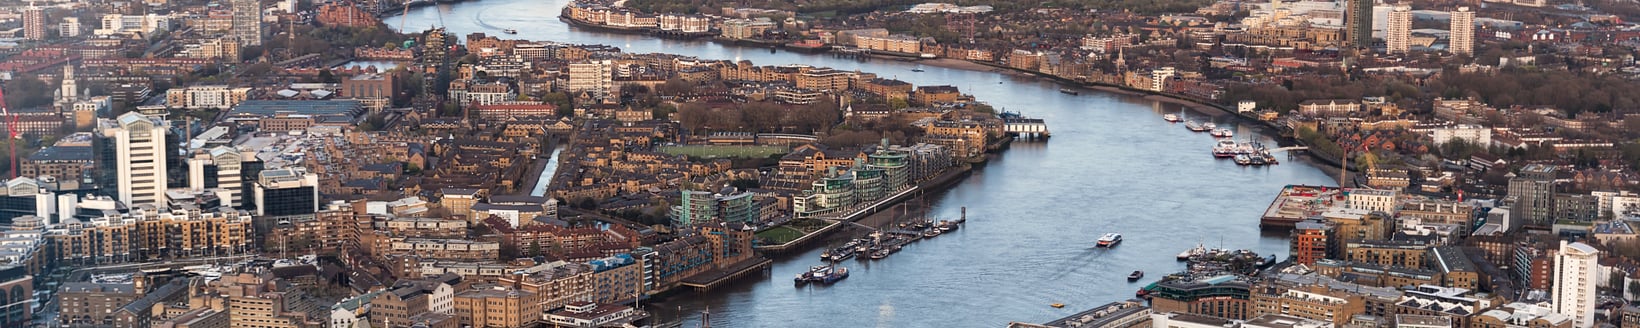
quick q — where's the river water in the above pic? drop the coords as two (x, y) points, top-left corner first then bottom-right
(392, 2), (1338, 326)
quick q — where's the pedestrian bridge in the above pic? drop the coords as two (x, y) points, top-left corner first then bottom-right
(1004, 118), (1050, 138)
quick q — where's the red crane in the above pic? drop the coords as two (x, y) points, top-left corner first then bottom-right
(0, 88), (16, 179)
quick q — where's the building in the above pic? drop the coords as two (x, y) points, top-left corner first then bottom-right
(1150, 312), (1238, 328)
(1346, 189), (1398, 213)
(1474, 302), (1573, 328)
(253, 167), (319, 217)
(95, 14), (170, 37)
(670, 188), (759, 227)
(22, 145), (93, 184)
(23, 7), (46, 41)
(1291, 219), (1330, 266)
(567, 60), (614, 94)
(1148, 275), (1253, 320)
(546, 302), (644, 328)
(1346, 0), (1373, 47)
(1430, 124), (1491, 147)
(58, 282), (138, 327)
(231, 0), (262, 45)
(0, 265), (31, 326)
(166, 85), (252, 110)
(185, 146), (245, 207)
(1509, 164), (1557, 226)
(95, 113), (170, 206)
(49, 205), (254, 265)
(1386, 5), (1412, 53)
(453, 287), (541, 328)
(60, 17), (81, 38)
(1250, 282), (1364, 324)
(1450, 7), (1475, 55)
(1553, 241), (1598, 328)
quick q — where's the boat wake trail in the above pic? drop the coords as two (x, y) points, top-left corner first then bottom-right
(472, 7), (498, 30)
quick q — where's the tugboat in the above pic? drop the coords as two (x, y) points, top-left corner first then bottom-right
(1096, 233), (1123, 248)
(1128, 270), (1145, 281)
(1059, 88), (1080, 95)
(1163, 114), (1181, 122)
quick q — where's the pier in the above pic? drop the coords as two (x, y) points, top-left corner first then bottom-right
(679, 257), (773, 291)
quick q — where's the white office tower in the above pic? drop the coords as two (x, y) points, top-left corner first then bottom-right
(1553, 241), (1598, 328)
(97, 113), (170, 206)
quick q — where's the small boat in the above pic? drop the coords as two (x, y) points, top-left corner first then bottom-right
(1218, 129), (1234, 138)
(938, 220), (957, 232)
(922, 228), (942, 238)
(1050, 303), (1066, 308)
(911, 68), (925, 72)
(1096, 233), (1123, 248)
(1135, 289), (1151, 298)
(1059, 88), (1079, 95)
(1203, 122), (1217, 130)
(819, 267), (849, 284)
(1234, 154), (1253, 165)
(1212, 140), (1237, 158)
(1185, 121), (1210, 132)
(1177, 243), (1207, 260)
(794, 265), (834, 285)
(1163, 113), (1181, 122)
(1128, 270), (1144, 281)
(503, 29), (518, 34)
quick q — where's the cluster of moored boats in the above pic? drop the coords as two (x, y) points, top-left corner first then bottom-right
(1166, 114), (1238, 141)
(1132, 245), (1280, 299)
(1212, 139), (1279, 166)
(801, 214), (966, 286)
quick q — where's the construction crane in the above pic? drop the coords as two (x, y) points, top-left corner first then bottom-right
(0, 88), (16, 179)
(0, 87), (15, 179)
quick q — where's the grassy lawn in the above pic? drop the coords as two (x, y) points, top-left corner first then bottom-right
(659, 145), (788, 159)
(756, 226), (807, 244)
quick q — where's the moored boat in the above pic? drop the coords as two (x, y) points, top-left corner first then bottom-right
(1163, 114), (1181, 122)
(1096, 233), (1123, 248)
(1212, 140), (1238, 158)
(1203, 122), (1216, 130)
(1176, 243), (1207, 261)
(1234, 154), (1252, 165)
(1184, 121), (1209, 132)
(819, 266), (849, 284)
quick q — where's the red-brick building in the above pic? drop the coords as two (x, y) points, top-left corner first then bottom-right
(317, 3), (381, 28)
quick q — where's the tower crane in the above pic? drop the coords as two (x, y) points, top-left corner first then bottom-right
(0, 88), (17, 179)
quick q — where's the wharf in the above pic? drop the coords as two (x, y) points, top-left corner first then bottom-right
(1031, 299), (1152, 328)
(753, 164), (971, 253)
(679, 257), (773, 291)
(1258, 185), (1341, 230)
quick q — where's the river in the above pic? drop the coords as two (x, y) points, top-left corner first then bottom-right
(391, 2), (1338, 326)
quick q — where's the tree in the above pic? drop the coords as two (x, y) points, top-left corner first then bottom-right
(3, 75), (53, 109)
